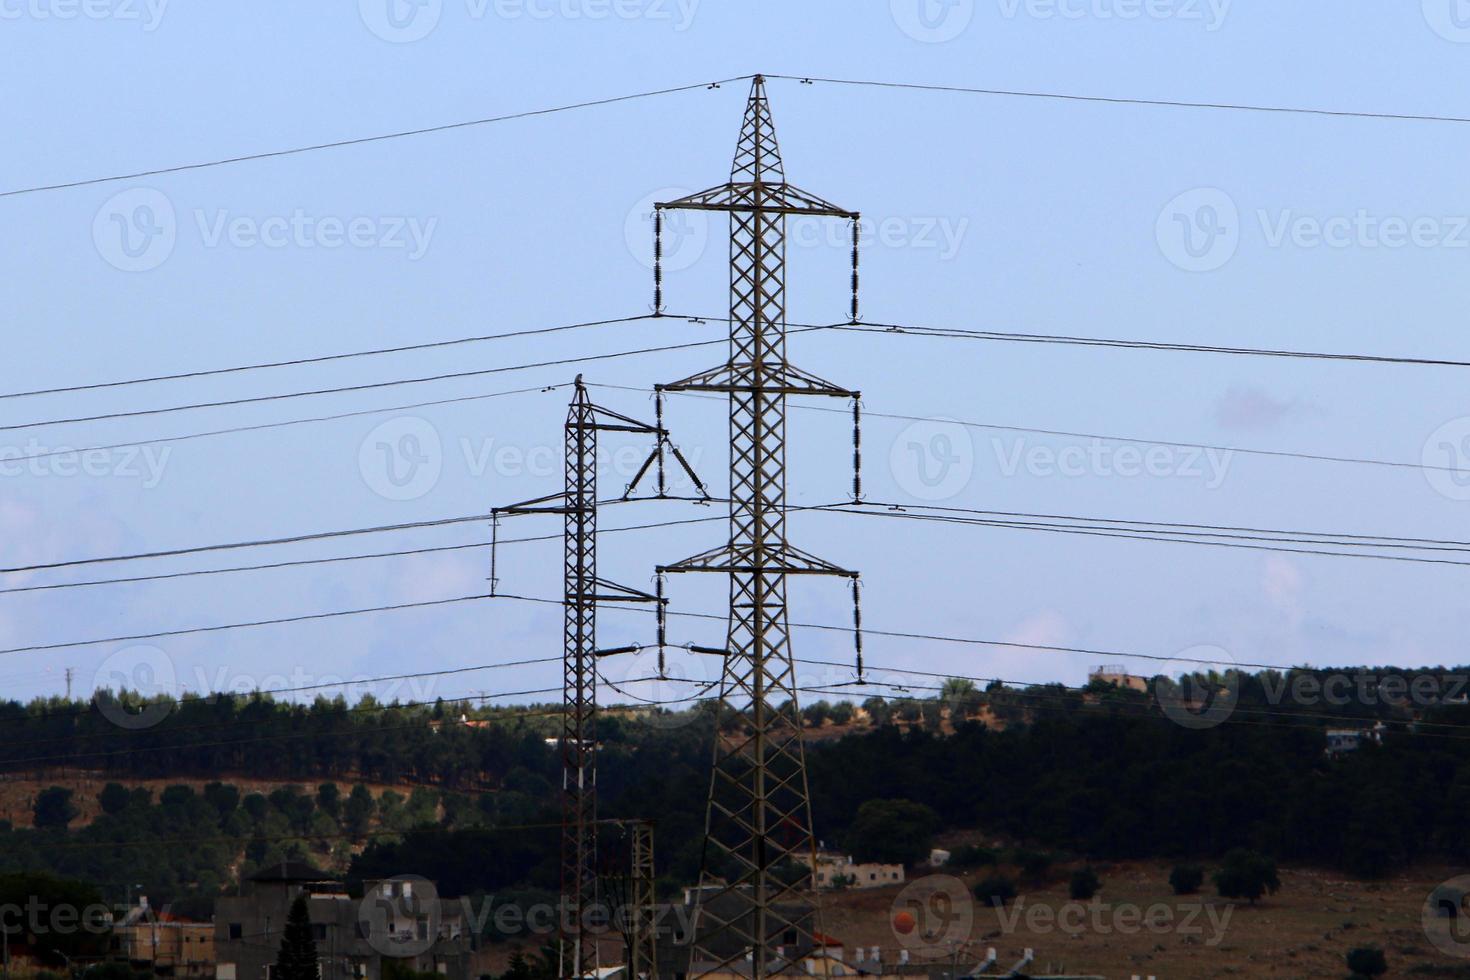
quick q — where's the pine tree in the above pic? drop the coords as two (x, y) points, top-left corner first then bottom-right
(274, 894), (319, 980)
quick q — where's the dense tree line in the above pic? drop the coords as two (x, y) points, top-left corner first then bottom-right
(2, 669), (1467, 909)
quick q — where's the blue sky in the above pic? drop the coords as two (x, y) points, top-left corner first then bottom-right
(5, 1), (1470, 713)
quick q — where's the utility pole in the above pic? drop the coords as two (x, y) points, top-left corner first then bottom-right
(493, 378), (704, 980)
(654, 75), (863, 979)
(628, 820), (657, 980)
(64, 667), (73, 701)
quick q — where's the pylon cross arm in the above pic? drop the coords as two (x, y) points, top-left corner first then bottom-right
(657, 182), (857, 220)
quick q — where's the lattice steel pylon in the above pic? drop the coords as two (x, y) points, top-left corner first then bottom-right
(493, 377), (704, 980)
(654, 76), (862, 979)
(628, 820), (658, 980)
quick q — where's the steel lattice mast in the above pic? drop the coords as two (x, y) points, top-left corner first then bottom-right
(494, 378), (702, 979)
(655, 76), (861, 979)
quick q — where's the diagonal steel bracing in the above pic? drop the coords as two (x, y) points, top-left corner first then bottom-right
(654, 76), (862, 980)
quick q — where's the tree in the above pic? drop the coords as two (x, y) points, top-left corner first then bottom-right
(861, 697), (891, 726)
(942, 678), (981, 719)
(99, 782), (131, 816)
(316, 784), (341, 819)
(802, 701), (832, 728)
(343, 785), (375, 836)
(1169, 864), (1204, 896)
(203, 782), (240, 818)
(844, 799), (939, 865)
(1345, 946), (1387, 977)
(33, 787), (77, 829)
(1212, 849), (1281, 904)
(973, 875), (1017, 907)
(274, 893), (319, 980)
(1069, 866), (1100, 901)
(829, 702), (854, 726)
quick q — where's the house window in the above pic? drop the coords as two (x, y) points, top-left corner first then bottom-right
(228, 924), (243, 940)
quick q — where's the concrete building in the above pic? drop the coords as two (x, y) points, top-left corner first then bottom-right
(1326, 722), (1387, 757)
(797, 853), (904, 890)
(215, 861), (471, 980)
(113, 900), (215, 977)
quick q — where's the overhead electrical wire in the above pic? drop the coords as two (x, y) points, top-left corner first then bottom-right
(0, 314), (659, 401)
(10, 71), (1470, 203)
(617, 381), (1470, 477)
(0, 327), (817, 434)
(765, 74), (1470, 126)
(0, 77), (757, 199)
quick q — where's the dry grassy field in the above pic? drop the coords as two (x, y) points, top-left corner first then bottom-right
(819, 860), (1470, 979)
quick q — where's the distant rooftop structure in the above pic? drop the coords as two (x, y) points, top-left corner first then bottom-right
(1088, 665), (1148, 693)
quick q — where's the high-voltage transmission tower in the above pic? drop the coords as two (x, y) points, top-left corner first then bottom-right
(654, 75), (864, 979)
(493, 377), (704, 980)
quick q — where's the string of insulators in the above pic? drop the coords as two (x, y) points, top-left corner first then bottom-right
(489, 514), (500, 596)
(849, 216), (860, 324)
(851, 577), (865, 682)
(655, 391), (667, 497)
(851, 397), (863, 503)
(653, 209), (664, 315)
(655, 572), (667, 676)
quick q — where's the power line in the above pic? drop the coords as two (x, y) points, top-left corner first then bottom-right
(0, 510), (723, 587)
(0, 513), (488, 575)
(0, 593), (490, 656)
(828, 319), (1470, 370)
(0, 382), (570, 467)
(767, 74), (1470, 126)
(0, 315), (656, 402)
(613, 381), (1470, 478)
(0, 78), (755, 199)
(0, 326), (801, 434)
(812, 504), (1470, 568)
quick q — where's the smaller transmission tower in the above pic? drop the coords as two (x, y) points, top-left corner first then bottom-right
(628, 819), (658, 980)
(493, 378), (704, 980)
